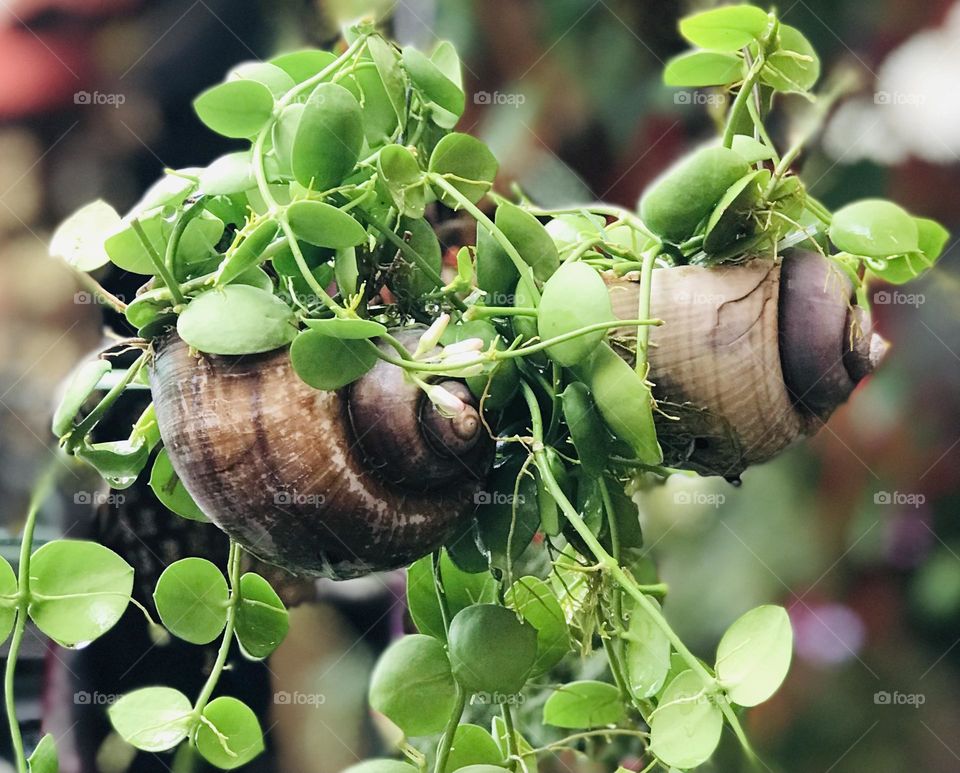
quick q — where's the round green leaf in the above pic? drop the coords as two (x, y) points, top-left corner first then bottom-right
(406, 552), (497, 641)
(538, 262), (614, 366)
(916, 217), (950, 263)
(177, 285), (298, 356)
(495, 202), (559, 282)
(153, 558), (228, 645)
(74, 439), (150, 490)
(286, 200), (367, 248)
(193, 79), (274, 139)
(829, 199), (919, 258)
(289, 331), (378, 390)
(444, 725), (503, 773)
(199, 152), (257, 196)
(109, 687), (195, 752)
(542, 681), (625, 729)
(390, 216), (442, 298)
(649, 670), (723, 769)
(731, 134), (775, 164)
(448, 605), (538, 696)
(624, 596), (671, 698)
(291, 82), (364, 190)
(679, 4), (770, 51)
(49, 200), (121, 271)
(505, 577), (570, 677)
(0, 556), (18, 645)
(429, 133), (498, 207)
(368, 634), (458, 736)
(378, 144), (426, 218)
(52, 358), (111, 437)
(715, 604), (793, 707)
(235, 572), (289, 659)
(229, 61), (296, 98)
(29, 540), (133, 647)
(762, 24), (820, 93)
(150, 448), (209, 522)
(270, 49), (336, 84)
(402, 45), (464, 117)
(104, 210), (165, 274)
(195, 696), (264, 770)
(302, 317), (387, 340)
(664, 51), (744, 87)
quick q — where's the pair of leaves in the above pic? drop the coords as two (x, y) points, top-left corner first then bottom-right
(406, 551), (497, 642)
(153, 558), (288, 658)
(110, 689), (263, 769)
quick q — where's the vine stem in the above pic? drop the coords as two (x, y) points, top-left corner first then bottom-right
(5, 466), (57, 773)
(722, 56), (767, 149)
(635, 247), (657, 378)
(427, 175), (540, 302)
(519, 383), (757, 763)
(193, 541), (242, 713)
(130, 219), (185, 306)
(430, 551), (465, 773)
(73, 271), (127, 313)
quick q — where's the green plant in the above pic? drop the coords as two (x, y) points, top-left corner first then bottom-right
(3, 5), (942, 772)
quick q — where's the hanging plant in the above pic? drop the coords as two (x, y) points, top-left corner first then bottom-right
(3, 5), (944, 772)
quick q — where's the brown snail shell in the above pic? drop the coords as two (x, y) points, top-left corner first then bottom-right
(150, 330), (493, 579)
(605, 251), (885, 477)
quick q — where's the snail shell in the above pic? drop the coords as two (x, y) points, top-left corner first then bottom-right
(605, 251), (885, 477)
(150, 330), (493, 578)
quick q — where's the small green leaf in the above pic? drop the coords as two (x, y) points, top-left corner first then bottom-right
(538, 262), (613, 366)
(193, 79), (275, 139)
(368, 634), (458, 736)
(342, 760), (418, 773)
(272, 103), (304, 178)
(177, 285), (298, 355)
(390, 216), (442, 298)
(229, 61), (296, 97)
(428, 41), (466, 129)
(543, 681), (625, 729)
(624, 596), (671, 698)
(49, 200), (122, 271)
(443, 724), (504, 773)
(286, 200), (367, 248)
(289, 331), (377, 390)
(716, 604), (793, 706)
(378, 144), (426, 218)
(762, 24), (820, 93)
(335, 246), (359, 298)
(406, 552), (497, 641)
(0, 557), (18, 645)
(495, 202), (560, 282)
(104, 210), (166, 275)
(195, 696), (264, 770)
(214, 218), (279, 287)
(74, 438), (150, 490)
(916, 217), (950, 263)
(291, 82), (364, 190)
(560, 383), (608, 477)
(235, 572), (289, 659)
(679, 4), (770, 51)
(731, 134), (775, 163)
(149, 448), (208, 522)
(402, 45), (465, 117)
(29, 540), (133, 647)
(429, 133), (499, 207)
(491, 716), (537, 773)
(154, 558), (228, 644)
(302, 317), (387, 339)
(475, 462), (540, 570)
(52, 359), (111, 437)
(199, 152), (257, 196)
(505, 577), (570, 677)
(270, 49), (336, 84)
(109, 687), (195, 753)
(649, 670), (723, 769)
(28, 733), (58, 773)
(829, 199), (919, 258)
(664, 50), (743, 87)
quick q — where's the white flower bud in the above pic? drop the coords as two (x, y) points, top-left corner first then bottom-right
(424, 384), (466, 418)
(442, 338), (485, 356)
(414, 314), (450, 359)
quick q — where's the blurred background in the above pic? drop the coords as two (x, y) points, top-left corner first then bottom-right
(0, 0), (958, 771)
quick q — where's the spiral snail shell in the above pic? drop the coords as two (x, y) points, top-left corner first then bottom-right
(605, 250), (885, 477)
(150, 330), (493, 579)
